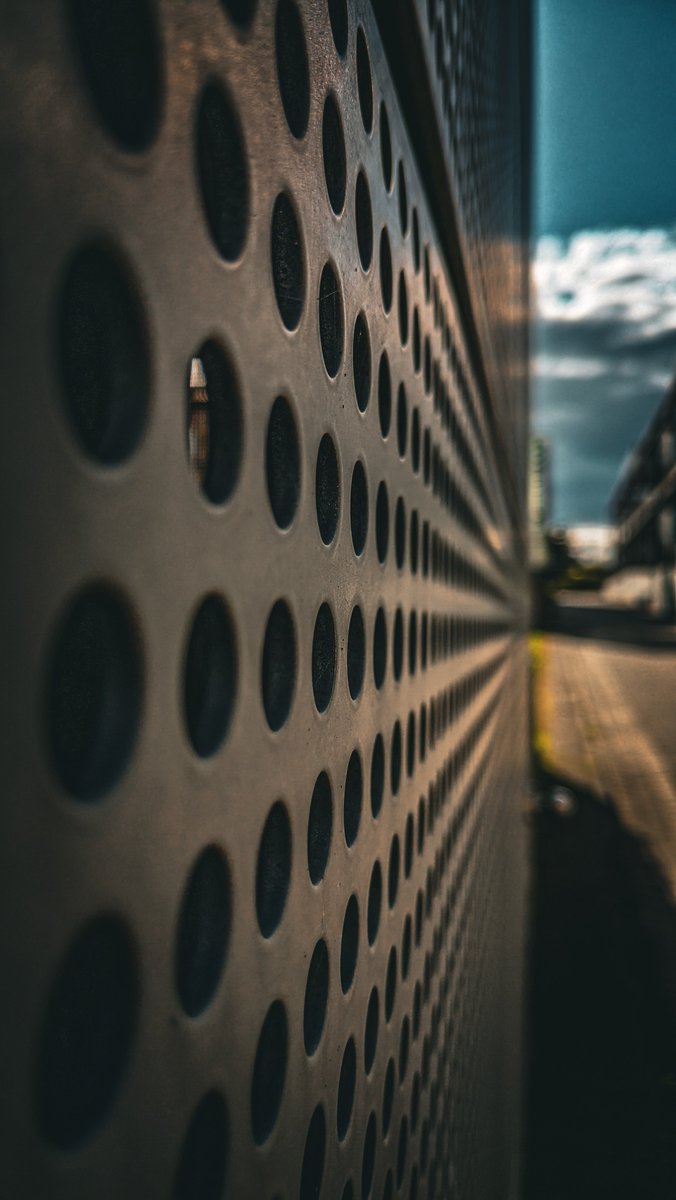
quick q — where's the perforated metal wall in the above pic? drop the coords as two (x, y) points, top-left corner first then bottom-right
(0, 2), (530, 1198)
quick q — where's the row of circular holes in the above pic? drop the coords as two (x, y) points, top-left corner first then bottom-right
(304, 942), (449, 1200)
(270, 390), (500, 608)
(300, 788), (486, 1200)
(61, 48), (492, 579)
(37, 674), (491, 1155)
(59, 0), (421, 468)
(200, 675), (502, 1174)
(54, 0), (501, 1185)
(59, 233), (459, 554)
(66, 0), (350, 153)
(48, 554), (502, 811)
(71, 0), (497, 1132)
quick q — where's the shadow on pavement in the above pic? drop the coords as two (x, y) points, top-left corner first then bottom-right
(525, 767), (676, 1200)
(539, 600), (676, 651)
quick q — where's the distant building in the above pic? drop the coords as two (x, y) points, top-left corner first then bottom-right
(528, 436), (551, 568)
(610, 376), (676, 615)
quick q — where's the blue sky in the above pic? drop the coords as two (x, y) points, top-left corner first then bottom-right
(535, 0), (676, 236)
(533, 0), (676, 523)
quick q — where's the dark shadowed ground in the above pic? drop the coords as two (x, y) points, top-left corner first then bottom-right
(525, 598), (676, 1200)
(525, 769), (676, 1200)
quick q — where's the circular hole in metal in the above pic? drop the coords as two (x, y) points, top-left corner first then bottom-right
(423, 428), (431, 483)
(401, 915), (412, 979)
(412, 308), (421, 373)
(275, 0), (310, 139)
(340, 894), (359, 993)
(415, 891), (423, 945)
(174, 1091), (229, 1200)
(300, 1106), (326, 1200)
(408, 612), (418, 675)
(256, 801), (292, 937)
(356, 27), (373, 133)
(312, 603), (336, 713)
(176, 845), (231, 1017)
(328, 0), (348, 55)
(412, 986), (421, 1041)
(378, 350), (391, 437)
(322, 93), (346, 214)
(58, 241), (149, 464)
(187, 341), (242, 504)
(391, 722), (402, 796)
(380, 102), (392, 190)
(251, 1000), (288, 1145)
(367, 860), (382, 946)
(364, 987), (379, 1073)
(393, 608), (403, 682)
(376, 481), (389, 563)
(397, 382), (408, 458)
(337, 1037), (357, 1141)
(424, 338), (431, 393)
(398, 271), (409, 346)
(308, 772), (332, 884)
(271, 192), (305, 331)
(196, 81), (249, 261)
(385, 947), (397, 1021)
(411, 406), (421, 470)
(355, 170), (373, 270)
(395, 497), (406, 569)
(404, 816), (414, 879)
(397, 161), (409, 235)
(371, 734), (385, 817)
(353, 311), (371, 412)
(319, 260), (344, 377)
(388, 835), (400, 908)
(47, 584), (142, 800)
(373, 607), (387, 689)
(396, 1115), (408, 1187)
(261, 599), (296, 730)
(67, 0), (162, 151)
(344, 749), (363, 848)
(266, 394), (300, 528)
(380, 227), (392, 312)
(304, 939), (329, 1054)
(36, 914), (138, 1149)
(350, 460), (368, 555)
(412, 207), (420, 271)
(347, 606), (366, 699)
(362, 1112), (377, 1198)
(382, 1057), (395, 1136)
(220, 0), (257, 25)
(316, 432), (340, 544)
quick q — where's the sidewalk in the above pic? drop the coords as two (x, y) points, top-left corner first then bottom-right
(535, 619), (676, 899)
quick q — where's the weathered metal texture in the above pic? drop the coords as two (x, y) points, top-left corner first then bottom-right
(0, 2), (530, 1198)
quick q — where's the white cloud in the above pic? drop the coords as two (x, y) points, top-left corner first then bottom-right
(534, 227), (676, 341)
(533, 227), (676, 522)
(533, 355), (609, 380)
